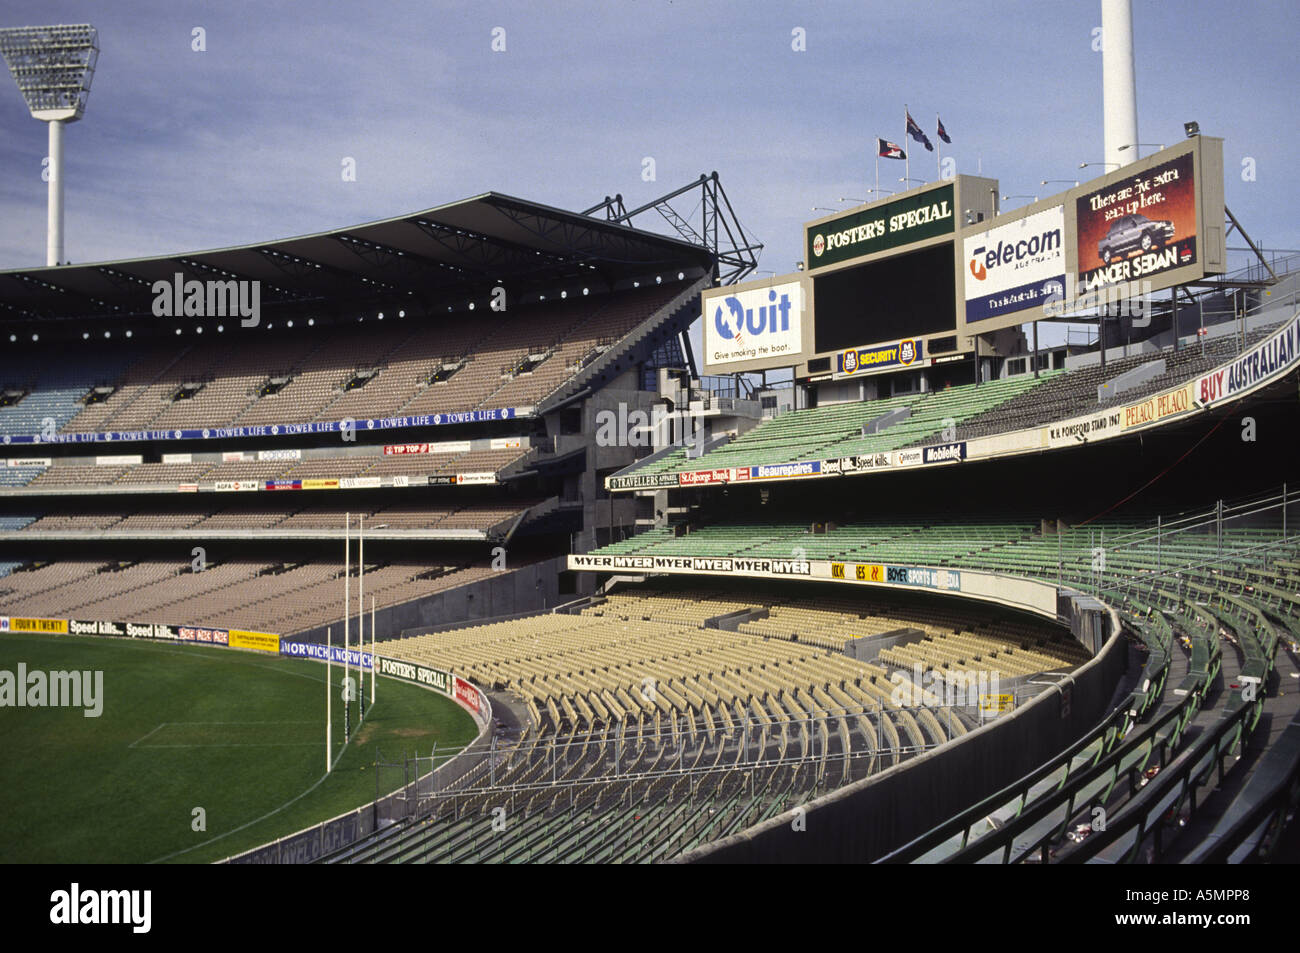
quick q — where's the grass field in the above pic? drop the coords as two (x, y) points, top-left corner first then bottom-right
(0, 633), (479, 864)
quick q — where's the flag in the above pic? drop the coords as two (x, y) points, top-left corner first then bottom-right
(937, 116), (951, 145)
(906, 111), (934, 152)
(878, 138), (906, 160)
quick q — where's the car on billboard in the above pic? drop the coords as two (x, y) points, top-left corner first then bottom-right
(1097, 214), (1175, 264)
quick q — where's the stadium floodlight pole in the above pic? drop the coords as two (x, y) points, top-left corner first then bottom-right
(0, 25), (99, 266)
(1101, 0), (1139, 170)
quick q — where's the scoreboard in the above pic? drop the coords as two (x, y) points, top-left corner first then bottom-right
(700, 139), (1225, 379)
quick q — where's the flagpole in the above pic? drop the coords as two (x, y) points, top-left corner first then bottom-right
(875, 150), (879, 198)
(371, 596), (376, 706)
(936, 113), (941, 179)
(904, 105), (909, 185)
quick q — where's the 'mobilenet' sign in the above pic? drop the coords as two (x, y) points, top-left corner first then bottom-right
(807, 185), (954, 269)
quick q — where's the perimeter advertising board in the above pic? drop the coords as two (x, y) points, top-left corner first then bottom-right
(702, 278), (805, 372)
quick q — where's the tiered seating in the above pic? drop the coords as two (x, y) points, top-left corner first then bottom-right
(33, 283), (687, 438)
(943, 322), (1286, 442)
(0, 350), (132, 436)
(26, 465), (134, 487)
(0, 558), (500, 635)
(230, 325), (414, 427)
(115, 463), (214, 485)
(382, 587), (1007, 744)
(333, 582), (1037, 864)
(0, 466), (44, 487)
(625, 374), (1048, 480)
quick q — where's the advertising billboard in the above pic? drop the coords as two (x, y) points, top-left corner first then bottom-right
(806, 184), (954, 270)
(703, 279), (803, 368)
(963, 206), (1066, 324)
(834, 338), (924, 377)
(228, 630), (281, 653)
(1075, 150), (1198, 297)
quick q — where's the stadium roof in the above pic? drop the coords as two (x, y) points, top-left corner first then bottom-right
(0, 191), (716, 326)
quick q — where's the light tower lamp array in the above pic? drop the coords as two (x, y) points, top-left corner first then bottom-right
(0, 23), (99, 267)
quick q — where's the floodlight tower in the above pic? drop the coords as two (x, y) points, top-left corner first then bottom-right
(1100, 0), (1139, 170)
(0, 24), (99, 266)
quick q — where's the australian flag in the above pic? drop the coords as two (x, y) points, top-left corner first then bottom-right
(906, 111), (933, 152)
(878, 138), (906, 160)
(937, 116), (951, 144)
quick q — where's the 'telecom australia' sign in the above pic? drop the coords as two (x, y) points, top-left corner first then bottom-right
(704, 281), (803, 366)
(963, 206), (1066, 324)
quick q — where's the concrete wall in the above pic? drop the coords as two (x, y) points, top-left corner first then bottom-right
(296, 556), (567, 646)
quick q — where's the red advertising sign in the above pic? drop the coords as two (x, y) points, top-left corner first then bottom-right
(453, 676), (480, 715)
(1075, 151), (1198, 296)
(678, 469), (728, 487)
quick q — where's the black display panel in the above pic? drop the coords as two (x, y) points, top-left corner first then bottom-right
(813, 242), (955, 353)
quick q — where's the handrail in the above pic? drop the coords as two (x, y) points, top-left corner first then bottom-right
(1061, 699), (1260, 863)
(877, 674), (1205, 863)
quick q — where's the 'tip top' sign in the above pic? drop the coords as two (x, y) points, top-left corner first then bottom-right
(703, 280), (803, 368)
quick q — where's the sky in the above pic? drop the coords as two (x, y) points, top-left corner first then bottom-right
(0, 0), (1296, 352)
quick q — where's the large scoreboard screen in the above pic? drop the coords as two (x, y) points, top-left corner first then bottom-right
(812, 241), (956, 354)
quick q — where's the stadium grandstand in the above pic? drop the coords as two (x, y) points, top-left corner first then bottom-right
(5, 176), (1300, 865)
(4, 13), (1300, 871)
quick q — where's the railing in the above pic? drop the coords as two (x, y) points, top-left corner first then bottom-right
(327, 701), (998, 836)
(1077, 485), (1297, 602)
